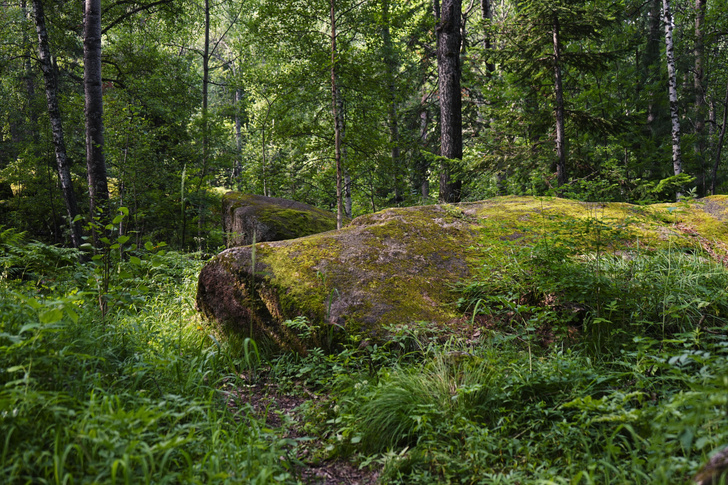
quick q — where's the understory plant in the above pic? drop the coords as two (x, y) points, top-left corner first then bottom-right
(297, 210), (728, 484)
(0, 236), (299, 484)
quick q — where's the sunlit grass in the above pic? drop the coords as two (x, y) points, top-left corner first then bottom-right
(0, 242), (298, 484)
(3, 223), (728, 484)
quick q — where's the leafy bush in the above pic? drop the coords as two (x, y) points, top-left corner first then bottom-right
(457, 214), (728, 354)
(0, 237), (299, 484)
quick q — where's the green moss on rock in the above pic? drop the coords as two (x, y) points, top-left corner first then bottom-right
(197, 196), (728, 352)
(222, 192), (339, 247)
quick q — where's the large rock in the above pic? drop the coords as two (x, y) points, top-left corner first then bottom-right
(222, 192), (338, 247)
(197, 196), (728, 352)
(198, 204), (480, 351)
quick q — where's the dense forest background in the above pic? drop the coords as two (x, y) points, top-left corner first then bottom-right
(1, 0), (727, 249)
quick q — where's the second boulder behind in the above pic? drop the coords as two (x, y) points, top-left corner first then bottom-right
(222, 193), (339, 247)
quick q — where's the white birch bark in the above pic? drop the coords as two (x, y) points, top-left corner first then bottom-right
(32, 0), (83, 248)
(553, 17), (566, 187)
(663, 0), (682, 177)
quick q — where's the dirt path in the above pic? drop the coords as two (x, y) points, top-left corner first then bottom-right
(222, 375), (380, 484)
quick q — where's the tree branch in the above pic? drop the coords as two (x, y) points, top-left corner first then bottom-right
(101, 0), (174, 35)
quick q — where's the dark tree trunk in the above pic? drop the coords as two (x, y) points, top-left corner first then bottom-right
(694, 0), (706, 194)
(711, 80), (728, 195)
(553, 17), (566, 187)
(32, 0), (83, 248)
(198, 0), (211, 240)
(481, 0), (494, 74)
(331, 0), (344, 229)
(435, 0), (463, 203)
(382, 0), (402, 203)
(645, 0), (662, 132)
(84, 0), (109, 220)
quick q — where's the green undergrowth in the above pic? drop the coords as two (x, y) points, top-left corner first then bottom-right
(268, 325), (728, 483)
(0, 226), (300, 484)
(4, 198), (728, 484)
(264, 208), (728, 484)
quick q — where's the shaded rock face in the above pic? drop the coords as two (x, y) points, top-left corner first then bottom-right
(198, 204), (480, 351)
(222, 192), (338, 247)
(198, 195), (728, 352)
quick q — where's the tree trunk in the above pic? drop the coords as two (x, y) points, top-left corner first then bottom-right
(198, 0), (211, 239)
(435, 0), (463, 203)
(338, 94), (351, 218)
(382, 0), (402, 203)
(553, 17), (566, 187)
(663, 0), (682, 178)
(331, 0), (344, 229)
(84, 0), (109, 221)
(645, 0), (662, 132)
(32, 0), (83, 248)
(711, 80), (728, 195)
(234, 87), (243, 180)
(420, 102), (430, 201)
(344, 171), (352, 219)
(693, 0), (706, 194)
(481, 0), (494, 74)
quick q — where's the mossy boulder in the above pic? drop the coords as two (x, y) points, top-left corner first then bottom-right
(222, 192), (339, 247)
(197, 196), (728, 352)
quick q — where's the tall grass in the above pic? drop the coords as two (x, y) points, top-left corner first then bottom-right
(356, 352), (493, 453)
(0, 232), (298, 484)
(312, 220), (728, 484)
(4, 214), (728, 484)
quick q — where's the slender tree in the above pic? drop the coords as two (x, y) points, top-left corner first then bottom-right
(331, 0), (344, 228)
(711, 80), (728, 195)
(382, 0), (403, 203)
(498, 0), (620, 189)
(693, 0), (706, 193)
(481, 0), (495, 74)
(662, 0), (682, 179)
(84, 0), (110, 220)
(435, 0), (463, 203)
(552, 16), (566, 186)
(31, 0), (83, 248)
(644, 0), (663, 134)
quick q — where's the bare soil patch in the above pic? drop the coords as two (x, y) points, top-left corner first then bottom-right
(222, 373), (380, 484)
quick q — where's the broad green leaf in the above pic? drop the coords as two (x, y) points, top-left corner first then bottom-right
(65, 307), (79, 323)
(39, 308), (63, 324)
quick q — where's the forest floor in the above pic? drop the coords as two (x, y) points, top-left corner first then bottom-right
(224, 374), (379, 484)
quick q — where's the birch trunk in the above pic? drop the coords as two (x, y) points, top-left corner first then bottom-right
(553, 17), (566, 187)
(663, 0), (682, 178)
(32, 0), (83, 248)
